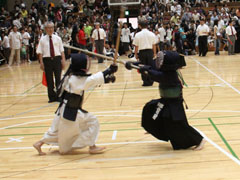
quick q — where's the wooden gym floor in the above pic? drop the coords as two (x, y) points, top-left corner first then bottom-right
(0, 51), (240, 179)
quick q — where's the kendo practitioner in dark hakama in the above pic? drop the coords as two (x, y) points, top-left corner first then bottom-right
(125, 51), (206, 150)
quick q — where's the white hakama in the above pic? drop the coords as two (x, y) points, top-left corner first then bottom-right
(40, 72), (104, 154)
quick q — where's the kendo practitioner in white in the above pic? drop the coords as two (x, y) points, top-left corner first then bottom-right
(125, 51), (206, 150)
(33, 53), (118, 155)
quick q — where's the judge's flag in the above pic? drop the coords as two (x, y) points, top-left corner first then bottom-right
(42, 72), (47, 87)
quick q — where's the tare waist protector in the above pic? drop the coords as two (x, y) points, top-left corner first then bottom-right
(159, 86), (182, 98)
(62, 91), (87, 121)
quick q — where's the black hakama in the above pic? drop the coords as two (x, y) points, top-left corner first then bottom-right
(142, 98), (203, 150)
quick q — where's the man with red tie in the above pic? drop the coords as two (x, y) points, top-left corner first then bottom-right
(226, 20), (237, 55)
(91, 22), (106, 63)
(37, 21), (66, 103)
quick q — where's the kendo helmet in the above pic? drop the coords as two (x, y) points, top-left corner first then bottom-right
(70, 53), (91, 75)
(155, 51), (186, 71)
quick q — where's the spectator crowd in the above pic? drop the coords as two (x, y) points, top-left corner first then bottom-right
(0, 0), (240, 66)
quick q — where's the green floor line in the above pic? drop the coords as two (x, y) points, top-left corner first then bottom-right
(20, 82), (41, 95)
(208, 118), (239, 160)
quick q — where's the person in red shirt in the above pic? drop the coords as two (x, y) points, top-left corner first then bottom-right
(78, 24), (86, 49)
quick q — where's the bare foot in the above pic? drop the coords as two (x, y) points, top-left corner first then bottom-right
(193, 138), (206, 151)
(89, 145), (106, 154)
(144, 132), (150, 134)
(33, 141), (46, 155)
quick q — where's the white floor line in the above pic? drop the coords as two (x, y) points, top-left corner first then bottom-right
(76, 154), (174, 163)
(0, 88), (158, 97)
(0, 129), (239, 166)
(111, 80), (143, 85)
(1, 109), (240, 121)
(95, 110), (141, 113)
(97, 115), (141, 118)
(0, 84), (225, 98)
(0, 115), (141, 130)
(0, 110), (141, 121)
(0, 119), (52, 130)
(0, 114), (140, 122)
(0, 140), (163, 151)
(0, 93), (47, 98)
(191, 57), (240, 94)
(195, 128), (240, 166)
(0, 114), (54, 121)
(112, 130), (118, 140)
(1, 109), (240, 130)
(0, 135), (239, 166)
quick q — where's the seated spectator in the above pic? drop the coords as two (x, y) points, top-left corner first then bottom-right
(187, 29), (196, 54)
(183, 40), (192, 55)
(211, 12), (219, 26)
(170, 13), (178, 24)
(181, 7), (192, 22)
(104, 44), (118, 58)
(192, 10), (201, 23)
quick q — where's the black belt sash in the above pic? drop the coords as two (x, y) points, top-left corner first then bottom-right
(139, 49), (152, 52)
(43, 56), (61, 60)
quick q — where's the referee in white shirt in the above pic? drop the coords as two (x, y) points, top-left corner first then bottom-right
(133, 20), (156, 86)
(37, 21), (66, 103)
(196, 19), (209, 57)
(226, 20), (237, 55)
(91, 22), (106, 63)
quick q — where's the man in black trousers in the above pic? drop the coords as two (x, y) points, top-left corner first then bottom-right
(133, 20), (156, 86)
(37, 21), (66, 103)
(196, 19), (209, 57)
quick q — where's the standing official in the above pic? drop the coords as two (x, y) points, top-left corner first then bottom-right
(226, 20), (237, 55)
(37, 21), (66, 103)
(133, 20), (156, 86)
(196, 19), (209, 57)
(91, 22), (106, 63)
